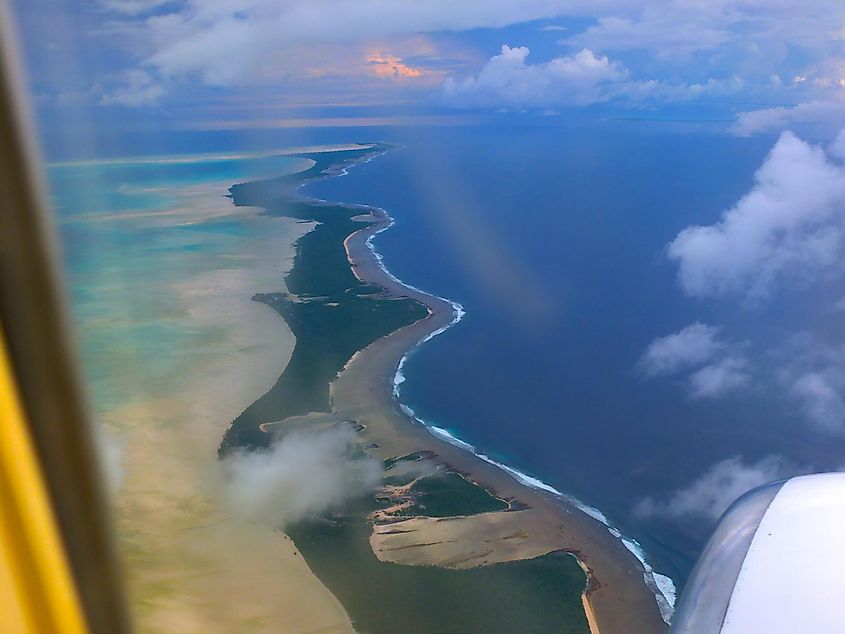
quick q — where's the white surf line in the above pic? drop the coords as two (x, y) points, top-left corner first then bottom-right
(294, 145), (677, 624)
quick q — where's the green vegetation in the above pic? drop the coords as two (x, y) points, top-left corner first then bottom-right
(394, 472), (510, 517)
(220, 146), (427, 453)
(220, 147), (591, 634)
(288, 504), (590, 634)
(226, 144), (387, 208)
(383, 451), (434, 471)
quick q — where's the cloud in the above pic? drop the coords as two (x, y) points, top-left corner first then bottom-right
(23, 0), (845, 118)
(439, 45), (740, 110)
(640, 323), (751, 398)
(668, 130), (845, 300)
(93, 0), (845, 88)
(96, 425), (125, 497)
(730, 57), (845, 134)
(132, 1), (601, 87)
(770, 335), (845, 434)
(634, 455), (790, 521)
(99, 70), (165, 106)
(732, 100), (845, 137)
(219, 427), (381, 528)
(688, 356), (751, 399)
(569, 12), (730, 58)
(639, 323), (724, 377)
(565, 1), (845, 67)
(92, 1), (752, 103)
(829, 129), (845, 162)
(440, 45), (625, 108)
(662, 128), (845, 431)
(790, 372), (845, 434)
(643, 323), (845, 425)
(97, 0), (173, 14)
(367, 53), (425, 80)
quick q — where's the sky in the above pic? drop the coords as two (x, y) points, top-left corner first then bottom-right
(11, 0), (845, 138)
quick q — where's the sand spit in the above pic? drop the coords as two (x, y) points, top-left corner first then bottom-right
(583, 593), (601, 634)
(224, 145), (665, 633)
(370, 510), (563, 568)
(322, 200), (668, 633)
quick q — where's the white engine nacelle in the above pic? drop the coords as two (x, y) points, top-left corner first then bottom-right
(672, 473), (845, 633)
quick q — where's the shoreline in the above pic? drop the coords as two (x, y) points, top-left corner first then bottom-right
(367, 201), (673, 622)
(268, 145), (670, 631)
(579, 555), (602, 634)
(329, 194), (668, 633)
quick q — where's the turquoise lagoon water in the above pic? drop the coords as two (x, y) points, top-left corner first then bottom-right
(45, 152), (307, 414)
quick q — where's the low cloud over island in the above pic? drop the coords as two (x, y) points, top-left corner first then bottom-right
(219, 427), (382, 528)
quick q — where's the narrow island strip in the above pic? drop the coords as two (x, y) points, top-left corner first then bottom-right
(220, 144), (669, 633)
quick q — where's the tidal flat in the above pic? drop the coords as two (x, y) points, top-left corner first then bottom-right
(288, 501), (590, 634)
(49, 153), (355, 633)
(221, 144), (667, 633)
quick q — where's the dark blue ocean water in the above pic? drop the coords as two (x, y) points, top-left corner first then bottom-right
(303, 122), (845, 588)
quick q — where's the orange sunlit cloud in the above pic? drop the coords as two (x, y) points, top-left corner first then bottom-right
(366, 53), (425, 80)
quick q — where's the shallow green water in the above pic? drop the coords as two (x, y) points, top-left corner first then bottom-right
(289, 503), (590, 634)
(46, 152), (306, 413)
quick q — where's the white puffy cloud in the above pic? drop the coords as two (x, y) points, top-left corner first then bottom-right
(663, 129), (845, 430)
(668, 131), (845, 300)
(778, 340), (845, 434)
(565, 0), (845, 70)
(569, 13), (730, 58)
(87, 0), (813, 103)
(732, 100), (845, 137)
(134, 0), (605, 86)
(136, 0), (845, 84)
(790, 372), (845, 434)
(24, 0), (845, 116)
(220, 427), (381, 528)
(688, 356), (751, 399)
(439, 45), (741, 109)
(639, 323), (724, 377)
(639, 323), (751, 398)
(829, 129), (845, 162)
(99, 70), (165, 106)
(440, 46), (625, 108)
(634, 455), (790, 521)
(730, 57), (845, 134)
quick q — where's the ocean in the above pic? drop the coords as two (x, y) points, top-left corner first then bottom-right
(43, 120), (845, 593)
(301, 121), (845, 588)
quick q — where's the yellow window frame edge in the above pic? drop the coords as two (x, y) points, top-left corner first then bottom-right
(0, 2), (132, 632)
(0, 327), (88, 634)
